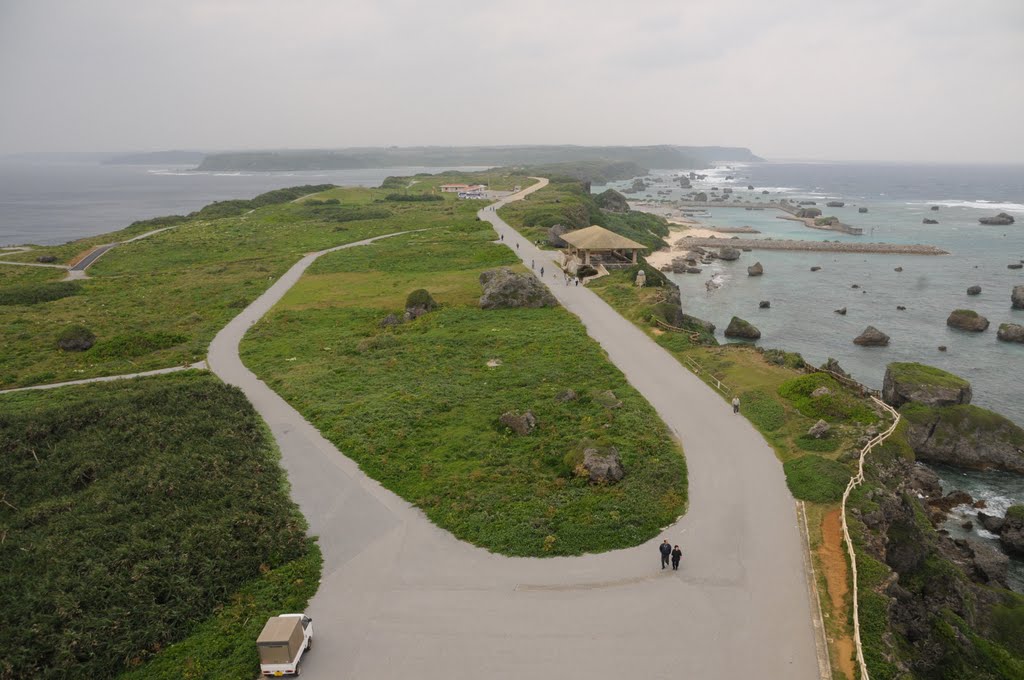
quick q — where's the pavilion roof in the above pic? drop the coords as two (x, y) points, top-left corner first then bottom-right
(560, 225), (646, 251)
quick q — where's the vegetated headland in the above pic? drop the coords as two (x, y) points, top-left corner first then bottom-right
(158, 144), (762, 174)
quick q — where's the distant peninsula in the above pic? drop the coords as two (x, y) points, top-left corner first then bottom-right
(194, 145), (762, 173)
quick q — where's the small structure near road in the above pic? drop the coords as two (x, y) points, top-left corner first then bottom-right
(560, 225), (646, 271)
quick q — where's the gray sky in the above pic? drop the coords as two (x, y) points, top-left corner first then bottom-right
(1, 0), (1022, 162)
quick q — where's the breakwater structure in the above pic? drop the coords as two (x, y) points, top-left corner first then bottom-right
(677, 236), (948, 255)
(675, 199), (865, 236)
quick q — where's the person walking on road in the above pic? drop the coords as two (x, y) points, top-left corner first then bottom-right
(671, 545), (682, 571)
(531, 259), (534, 270)
(732, 396), (740, 414)
(659, 539), (672, 569)
(540, 266), (545, 277)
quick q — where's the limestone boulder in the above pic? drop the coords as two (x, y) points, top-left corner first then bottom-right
(881, 362), (972, 408)
(581, 446), (625, 484)
(1000, 506), (1024, 556)
(808, 419), (831, 439)
(547, 223), (571, 247)
(853, 325), (889, 346)
(499, 410), (537, 436)
(747, 261), (763, 276)
(978, 212), (1015, 226)
(479, 268), (558, 310)
(555, 389), (578, 403)
(718, 246), (741, 261)
(724, 316), (761, 340)
(1013, 285), (1024, 310)
(902, 404), (1024, 474)
(966, 285), (981, 296)
(997, 323), (1024, 343)
(759, 300), (770, 309)
(946, 309), (989, 332)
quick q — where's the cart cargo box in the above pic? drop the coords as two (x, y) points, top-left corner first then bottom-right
(257, 614), (312, 675)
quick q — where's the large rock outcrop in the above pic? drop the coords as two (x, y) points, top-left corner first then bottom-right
(717, 246), (741, 261)
(747, 261), (763, 276)
(479, 268), (558, 310)
(499, 410), (537, 436)
(997, 323), (1024, 343)
(1000, 506), (1024, 556)
(853, 325), (889, 346)
(594, 189), (629, 213)
(724, 316), (760, 340)
(901, 404), (1024, 473)
(796, 207), (822, 218)
(978, 212), (1015, 226)
(881, 362), (972, 409)
(547, 224), (570, 247)
(581, 446), (625, 484)
(1013, 285), (1024, 310)
(946, 309), (989, 332)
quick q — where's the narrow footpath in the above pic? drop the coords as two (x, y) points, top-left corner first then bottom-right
(201, 179), (821, 680)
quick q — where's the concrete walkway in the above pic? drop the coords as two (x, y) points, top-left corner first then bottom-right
(205, 181), (820, 680)
(0, 361), (208, 395)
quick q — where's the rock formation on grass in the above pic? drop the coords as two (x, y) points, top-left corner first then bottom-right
(479, 268), (558, 309)
(547, 223), (570, 247)
(499, 410), (537, 435)
(946, 309), (989, 332)
(724, 316), (760, 340)
(853, 326), (889, 346)
(580, 446), (625, 484)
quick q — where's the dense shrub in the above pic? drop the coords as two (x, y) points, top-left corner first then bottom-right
(300, 203), (391, 223)
(405, 288), (437, 311)
(740, 390), (785, 431)
(56, 324), (95, 351)
(778, 373), (875, 423)
(759, 347), (806, 370)
(91, 331), (188, 359)
(189, 185), (336, 219)
(624, 262), (671, 287)
(0, 282), (80, 306)
(0, 375), (310, 679)
(385, 192), (443, 202)
(783, 454), (851, 502)
(126, 214), (189, 230)
(380, 176), (409, 189)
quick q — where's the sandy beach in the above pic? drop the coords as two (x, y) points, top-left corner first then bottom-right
(645, 226), (726, 268)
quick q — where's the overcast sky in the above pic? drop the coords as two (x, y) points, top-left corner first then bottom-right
(1, 0), (1022, 162)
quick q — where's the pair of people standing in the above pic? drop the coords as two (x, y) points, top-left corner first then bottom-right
(659, 539), (682, 570)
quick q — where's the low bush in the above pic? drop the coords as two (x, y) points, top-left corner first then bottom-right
(0, 374), (311, 679)
(778, 373), (875, 423)
(91, 331), (188, 359)
(0, 282), (80, 306)
(759, 347), (806, 370)
(405, 288), (437, 311)
(56, 324), (95, 351)
(783, 454), (851, 502)
(795, 434), (841, 452)
(385, 192), (443, 202)
(740, 389), (785, 431)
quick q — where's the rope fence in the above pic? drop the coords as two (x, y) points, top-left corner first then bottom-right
(841, 396), (901, 680)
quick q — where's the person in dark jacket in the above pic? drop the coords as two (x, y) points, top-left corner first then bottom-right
(659, 539), (672, 569)
(671, 545), (682, 570)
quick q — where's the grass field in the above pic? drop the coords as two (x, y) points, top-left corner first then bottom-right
(240, 222), (687, 557)
(0, 175), (531, 389)
(0, 372), (315, 680)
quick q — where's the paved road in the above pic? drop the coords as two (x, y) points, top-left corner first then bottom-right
(70, 243), (118, 271)
(207, 185), (820, 680)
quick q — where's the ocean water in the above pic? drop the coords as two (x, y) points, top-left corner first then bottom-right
(596, 162), (1024, 583)
(0, 159), (486, 246)
(595, 162), (1024, 426)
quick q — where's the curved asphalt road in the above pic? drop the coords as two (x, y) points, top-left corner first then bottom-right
(207, 184), (820, 680)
